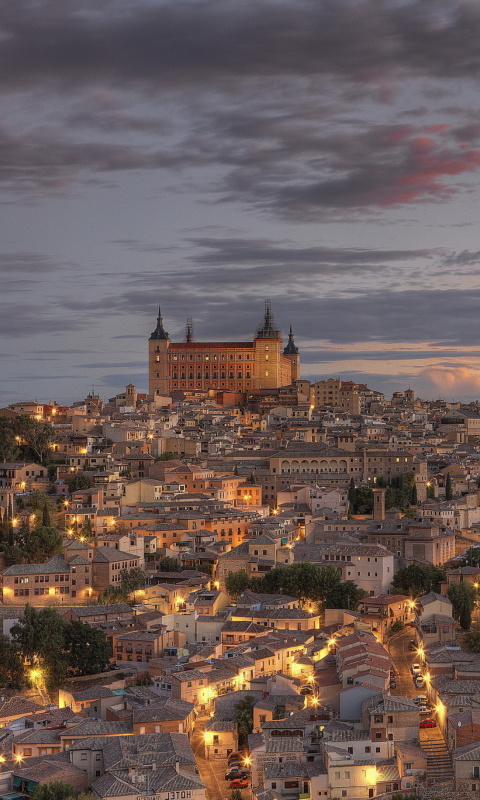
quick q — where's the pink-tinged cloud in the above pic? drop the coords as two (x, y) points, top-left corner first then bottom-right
(424, 125), (449, 134)
(381, 136), (480, 206)
(419, 366), (480, 395)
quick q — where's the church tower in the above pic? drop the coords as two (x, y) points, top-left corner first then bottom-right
(283, 325), (300, 382)
(148, 307), (170, 397)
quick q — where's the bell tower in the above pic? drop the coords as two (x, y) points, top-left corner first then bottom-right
(148, 306), (170, 397)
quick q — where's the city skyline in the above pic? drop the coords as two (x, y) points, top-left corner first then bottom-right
(3, 1), (480, 403)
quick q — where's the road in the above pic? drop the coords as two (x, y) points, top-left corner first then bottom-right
(191, 717), (224, 800)
(387, 627), (419, 699)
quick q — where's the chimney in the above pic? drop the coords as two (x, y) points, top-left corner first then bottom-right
(175, 759), (180, 773)
(372, 488), (386, 522)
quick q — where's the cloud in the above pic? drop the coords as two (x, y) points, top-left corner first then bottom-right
(0, 303), (83, 336)
(419, 365), (480, 397)
(2, 1), (480, 91)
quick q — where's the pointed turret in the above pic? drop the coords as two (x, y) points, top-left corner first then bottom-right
(283, 325), (299, 355)
(255, 300), (282, 339)
(150, 306), (169, 340)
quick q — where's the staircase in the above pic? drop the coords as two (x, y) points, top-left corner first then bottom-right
(421, 736), (454, 786)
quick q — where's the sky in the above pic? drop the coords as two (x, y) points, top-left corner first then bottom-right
(4, 0), (480, 404)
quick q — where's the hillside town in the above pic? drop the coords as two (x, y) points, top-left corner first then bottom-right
(3, 314), (480, 800)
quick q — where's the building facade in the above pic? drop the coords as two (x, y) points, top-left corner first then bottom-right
(148, 302), (300, 397)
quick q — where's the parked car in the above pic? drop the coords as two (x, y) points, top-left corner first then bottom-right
(390, 679), (396, 689)
(419, 705), (432, 714)
(408, 641), (417, 651)
(228, 752), (244, 764)
(415, 676), (425, 688)
(225, 769), (248, 781)
(413, 695), (428, 705)
(229, 779), (249, 789)
(420, 718), (436, 729)
(390, 668), (396, 676)
(227, 762), (243, 771)
(300, 686), (313, 695)
(411, 663), (421, 675)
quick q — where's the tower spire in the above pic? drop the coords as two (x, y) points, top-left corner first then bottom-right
(185, 318), (194, 343)
(255, 299), (281, 339)
(283, 324), (299, 354)
(149, 304), (169, 340)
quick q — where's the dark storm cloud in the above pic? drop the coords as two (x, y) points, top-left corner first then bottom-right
(2, 1), (480, 90)
(299, 349), (480, 365)
(0, 303), (82, 336)
(0, 124), (195, 189)
(188, 238), (432, 267)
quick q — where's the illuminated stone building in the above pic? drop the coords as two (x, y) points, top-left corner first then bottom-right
(148, 301), (300, 397)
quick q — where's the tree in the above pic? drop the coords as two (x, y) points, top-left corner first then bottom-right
(155, 452), (177, 461)
(12, 415), (54, 464)
(426, 483), (435, 500)
(225, 569), (250, 599)
(325, 582), (368, 611)
(65, 473), (92, 492)
(463, 625), (480, 652)
(98, 585), (128, 604)
(351, 486), (373, 515)
(445, 472), (453, 501)
(230, 791), (243, 800)
(158, 556), (179, 572)
(23, 525), (63, 563)
(466, 548), (480, 567)
(348, 478), (356, 514)
(391, 564), (446, 596)
(119, 567), (146, 600)
(254, 563), (341, 609)
(30, 782), (77, 800)
(11, 605), (68, 692)
(0, 418), (20, 463)
(0, 634), (24, 688)
(448, 583), (476, 630)
(234, 695), (255, 747)
(64, 621), (111, 675)
(410, 482), (418, 506)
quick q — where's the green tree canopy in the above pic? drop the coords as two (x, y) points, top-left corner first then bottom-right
(445, 471), (453, 501)
(325, 581), (368, 611)
(119, 567), (146, 598)
(155, 452), (177, 461)
(391, 564), (446, 596)
(0, 633), (24, 688)
(225, 569), (250, 599)
(0, 418), (20, 462)
(257, 562), (341, 608)
(65, 473), (92, 492)
(463, 625), (480, 652)
(448, 582), (476, 629)
(158, 556), (179, 572)
(98, 585), (129, 604)
(234, 695), (255, 747)
(465, 547), (480, 567)
(22, 525), (63, 563)
(11, 605), (68, 692)
(12, 415), (54, 465)
(30, 782), (77, 800)
(64, 621), (111, 675)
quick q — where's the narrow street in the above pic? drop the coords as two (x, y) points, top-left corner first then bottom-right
(191, 717), (224, 800)
(387, 628), (454, 786)
(387, 627), (418, 698)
